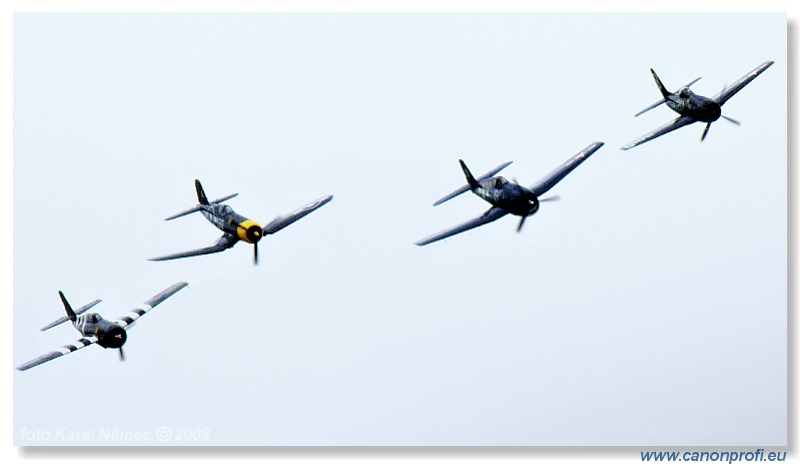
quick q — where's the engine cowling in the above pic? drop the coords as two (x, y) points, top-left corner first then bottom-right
(97, 326), (127, 349)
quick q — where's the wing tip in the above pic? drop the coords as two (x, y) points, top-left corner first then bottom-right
(415, 234), (442, 246)
(164, 281), (190, 296)
(147, 255), (179, 262)
(584, 141), (605, 154)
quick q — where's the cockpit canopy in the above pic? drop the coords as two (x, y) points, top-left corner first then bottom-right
(84, 312), (101, 324)
(493, 176), (508, 188)
(677, 87), (692, 99)
(221, 205), (233, 215)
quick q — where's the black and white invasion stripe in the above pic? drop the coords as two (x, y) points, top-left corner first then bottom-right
(16, 335), (99, 371)
(113, 282), (188, 329)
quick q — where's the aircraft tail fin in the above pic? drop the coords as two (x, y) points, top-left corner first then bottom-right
(636, 72), (701, 117)
(650, 68), (671, 99)
(432, 161), (512, 206)
(164, 180), (238, 221)
(195, 179), (210, 205)
(459, 160), (479, 190)
(58, 291), (77, 322)
(194, 179), (238, 205)
(41, 298), (101, 331)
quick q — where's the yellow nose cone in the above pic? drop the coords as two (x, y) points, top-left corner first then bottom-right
(237, 219), (263, 243)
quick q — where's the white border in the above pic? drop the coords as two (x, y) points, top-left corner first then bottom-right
(2, 1), (796, 466)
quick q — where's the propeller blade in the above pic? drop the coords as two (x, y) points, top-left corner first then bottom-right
(517, 216), (527, 233)
(701, 122), (712, 141)
(253, 242), (259, 266)
(119, 347), (125, 362)
(721, 115), (741, 125)
(539, 195), (560, 203)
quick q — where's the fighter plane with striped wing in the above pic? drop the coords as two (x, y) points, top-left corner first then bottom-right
(15, 282), (188, 371)
(150, 180), (333, 265)
(416, 141), (604, 246)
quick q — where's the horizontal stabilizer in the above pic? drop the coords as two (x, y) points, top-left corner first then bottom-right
(210, 193), (238, 204)
(683, 77), (702, 89)
(433, 161), (512, 206)
(165, 205), (202, 221)
(635, 77), (699, 117)
(165, 193), (238, 221)
(40, 299), (102, 332)
(635, 98), (667, 117)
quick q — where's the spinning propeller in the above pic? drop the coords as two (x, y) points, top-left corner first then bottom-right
(510, 177), (560, 234)
(253, 241), (259, 265)
(701, 84), (743, 142)
(515, 195), (559, 233)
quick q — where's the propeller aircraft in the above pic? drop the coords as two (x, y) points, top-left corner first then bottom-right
(150, 180), (333, 265)
(621, 61), (774, 150)
(416, 142), (604, 246)
(16, 282), (188, 371)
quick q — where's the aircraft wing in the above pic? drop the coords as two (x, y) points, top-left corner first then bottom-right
(415, 206), (508, 246)
(149, 233), (239, 261)
(713, 61), (774, 106)
(262, 195), (333, 235)
(114, 282), (188, 328)
(621, 115), (696, 150)
(529, 142), (604, 196)
(16, 335), (99, 371)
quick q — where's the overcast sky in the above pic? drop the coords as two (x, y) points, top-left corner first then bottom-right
(13, 13), (786, 446)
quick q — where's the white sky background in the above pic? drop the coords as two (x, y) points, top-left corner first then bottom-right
(12, 13), (786, 446)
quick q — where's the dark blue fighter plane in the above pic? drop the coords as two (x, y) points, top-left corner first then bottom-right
(15, 282), (188, 371)
(150, 180), (333, 265)
(621, 61), (773, 150)
(416, 142), (604, 246)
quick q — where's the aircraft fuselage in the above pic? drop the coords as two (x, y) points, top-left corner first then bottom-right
(473, 177), (539, 217)
(74, 313), (127, 349)
(200, 204), (263, 244)
(667, 89), (721, 123)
